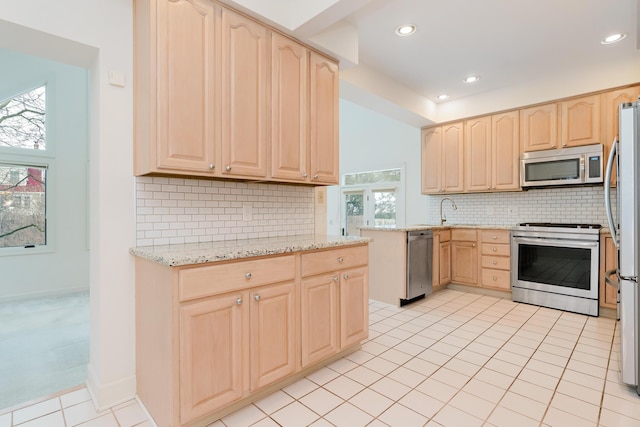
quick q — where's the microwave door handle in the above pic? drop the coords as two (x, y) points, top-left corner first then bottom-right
(513, 237), (598, 249)
(604, 138), (619, 248)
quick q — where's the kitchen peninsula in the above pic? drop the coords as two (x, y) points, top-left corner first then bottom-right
(130, 234), (370, 427)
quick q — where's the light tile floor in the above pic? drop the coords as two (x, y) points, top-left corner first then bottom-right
(3, 289), (640, 426)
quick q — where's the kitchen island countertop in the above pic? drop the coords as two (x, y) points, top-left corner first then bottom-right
(130, 234), (371, 267)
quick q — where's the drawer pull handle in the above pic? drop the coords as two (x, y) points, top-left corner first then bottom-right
(343, 274), (349, 280)
(333, 276), (339, 282)
(236, 298), (242, 305)
(493, 276), (497, 281)
(254, 294), (261, 301)
(492, 247), (497, 252)
(493, 260), (497, 265)
(337, 257), (344, 263)
(245, 272), (252, 279)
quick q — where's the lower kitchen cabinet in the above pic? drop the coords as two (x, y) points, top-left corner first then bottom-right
(600, 232), (617, 310)
(479, 229), (511, 291)
(135, 243), (368, 426)
(451, 229), (478, 285)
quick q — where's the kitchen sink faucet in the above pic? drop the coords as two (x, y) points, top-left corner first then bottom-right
(440, 197), (457, 225)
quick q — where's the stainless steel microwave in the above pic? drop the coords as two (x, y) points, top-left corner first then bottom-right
(520, 144), (603, 188)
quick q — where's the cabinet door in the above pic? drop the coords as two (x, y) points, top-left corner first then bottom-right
(340, 267), (369, 349)
(492, 111), (520, 190)
(179, 292), (246, 424)
(155, 0), (217, 173)
(600, 234), (618, 309)
(442, 122), (464, 192)
(601, 86), (640, 187)
(432, 232), (440, 288)
(271, 33), (308, 182)
(220, 9), (268, 177)
(422, 127), (441, 194)
(451, 240), (478, 285)
(439, 241), (451, 285)
(301, 274), (339, 367)
(520, 103), (558, 152)
(250, 282), (297, 390)
(309, 52), (339, 184)
(465, 117), (491, 191)
(561, 95), (600, 148)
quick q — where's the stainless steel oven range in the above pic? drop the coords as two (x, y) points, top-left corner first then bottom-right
(511, 223), (601, 316)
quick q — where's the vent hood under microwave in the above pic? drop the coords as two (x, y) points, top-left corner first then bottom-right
(520, 144), (604, 189)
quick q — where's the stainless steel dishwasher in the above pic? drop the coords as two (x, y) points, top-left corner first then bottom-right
(403, 230), (433, 306)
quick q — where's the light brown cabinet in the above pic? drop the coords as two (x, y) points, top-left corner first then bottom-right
(520, 103), (559, 152)
(134, 0), (339, 185)
(479, 230), (511, 291)
(451, 229), (478, 285)
(465, 112), (520, 192)
(300, 246), (368, 366)
(600, 232), (617, 310)
(561, 95), (600, 148)
(220, 8), (269, 178)
(421, 122), (464, 194)
(433, 229), (451, 290)
(135, 244), (368, 426)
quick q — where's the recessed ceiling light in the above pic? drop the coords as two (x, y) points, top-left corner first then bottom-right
(437, 94), (449, 100)
(463, 76), (480, 83)
(395, 24), (416, 36)
(601, 33), (626, 44)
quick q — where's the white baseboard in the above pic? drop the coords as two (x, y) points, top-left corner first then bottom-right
(86, 363), (136, 412)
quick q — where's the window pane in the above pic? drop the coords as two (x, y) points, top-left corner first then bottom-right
(373, 191), (396, 227)
(0, 164), (46, 248)
(0, 85), (46, 150)
(345, 193), (364, 236)
(344, 168), (400, 185)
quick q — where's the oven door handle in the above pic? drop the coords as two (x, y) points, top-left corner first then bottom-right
(513, 237), (599, 249)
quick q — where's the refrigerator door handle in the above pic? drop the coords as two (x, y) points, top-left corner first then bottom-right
(605, 138), (619, 248)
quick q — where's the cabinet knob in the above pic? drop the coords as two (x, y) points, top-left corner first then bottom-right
(493, 276), (498, 281)
(343, 274), (349, 280)
(333, 276), (339, 282)
(472, 244), (476, 247)
(303, 173), (308, 178)
(236, 298), (242, 305)
(337, 257), (344, 263)
(209, 164), (215, 170)
(226, 165), (232, 172)
(487, 186), (490, 189)
(492, 247), (497, 252)
(254, 294), (261, 301)
(245, 272), (252, 279)
(493, 260), (497, 265)
(551, 144), (556, 148)
(313, 174), (319, 180)
(492, 235), (497, 240)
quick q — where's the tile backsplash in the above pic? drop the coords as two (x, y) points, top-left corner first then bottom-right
(135, 177), (315, 246)
(426, 186), (615, 227)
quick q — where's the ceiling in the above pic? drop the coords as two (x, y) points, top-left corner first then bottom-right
(227, 0), (640, 126)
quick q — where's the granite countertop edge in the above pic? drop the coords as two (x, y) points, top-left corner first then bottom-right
(359, 224), (513, 232)
(130, 235), (372, 267)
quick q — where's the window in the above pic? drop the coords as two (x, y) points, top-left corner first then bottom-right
(341, 168), (404, 235)
(0, 84), (49, 250)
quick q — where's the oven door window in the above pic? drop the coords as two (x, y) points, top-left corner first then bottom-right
(525, 158), (580, 182)
(517, 244), (591, 291)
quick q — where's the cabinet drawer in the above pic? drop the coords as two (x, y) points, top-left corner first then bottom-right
(480, 230), (510, 244)
(451, 229), (477, 241)
(481, 268), (511, 290)
(481, 255), (510, 270)
(481, 243), (510, 257)
(178, 255), (296, 301)
(302, 245), (368, 277)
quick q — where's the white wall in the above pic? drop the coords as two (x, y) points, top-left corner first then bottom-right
(0, 0), (135, 410)
(0, 49), (89, 301)
(327, 98), (424, 235)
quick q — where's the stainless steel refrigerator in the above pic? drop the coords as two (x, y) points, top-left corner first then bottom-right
(605, 100), (640, 390)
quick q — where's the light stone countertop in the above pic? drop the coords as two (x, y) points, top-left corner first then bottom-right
(130, 234), (371, 267)
(359, 224), (514, 232)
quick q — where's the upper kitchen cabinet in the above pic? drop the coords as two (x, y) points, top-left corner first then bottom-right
(421, 123), (464, 193)
(464, 116), (491, 192)
(560, 94), (600, 148)
(309, 53), (340, 185)
(134, 0), (218, 176)
(601, 85), (640, 186)
(220, 8), (269, 178)
(271, 34), (308, 182)
(520, 103), (558, 152)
